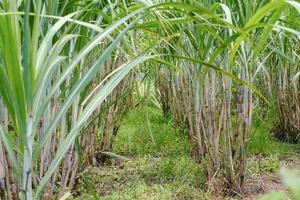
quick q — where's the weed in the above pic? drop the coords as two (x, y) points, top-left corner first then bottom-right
(113, 106), (191, 156)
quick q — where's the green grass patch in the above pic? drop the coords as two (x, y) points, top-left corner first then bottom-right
(72, 105), (207, 199)
(113, 106), (191, 156)
(158, 156), (206, 186)
(72, 156), (207, 200)
(103, 181), (209, 200)
(248, 120), (300, 156)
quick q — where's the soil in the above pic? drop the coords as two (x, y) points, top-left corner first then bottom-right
(241, 174), (284, 200)
(210, 156), (300, 200)
(241, 157), (300, 200)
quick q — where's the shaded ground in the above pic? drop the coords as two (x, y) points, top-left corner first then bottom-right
(71, 106), (300, 200)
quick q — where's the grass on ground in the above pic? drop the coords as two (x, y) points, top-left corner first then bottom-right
(72, 105), (300, 200)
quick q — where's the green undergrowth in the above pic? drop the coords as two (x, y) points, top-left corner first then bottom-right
(73, 156), (208, 200)
(72, 105), (207, 199)
(72, 105), (299, 199)
(113, 105), (191, 156)
(247, 110), (300, 176)
(248, 111), (300, 156)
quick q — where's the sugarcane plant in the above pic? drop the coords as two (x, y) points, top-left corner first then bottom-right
(0, 0), (157, 199)
(153, 0), (300, 194)
(266, 7), (300, 143)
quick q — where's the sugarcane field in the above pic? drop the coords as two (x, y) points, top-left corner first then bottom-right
(0, 0), (300, 199)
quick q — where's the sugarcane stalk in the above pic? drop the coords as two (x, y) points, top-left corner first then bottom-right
(22, 117), (33, 200)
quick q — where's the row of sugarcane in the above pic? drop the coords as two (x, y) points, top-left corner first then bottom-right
(0, 54), (135, 200)
(0, 0), (148, 199)
(154, 0), (300, 194)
